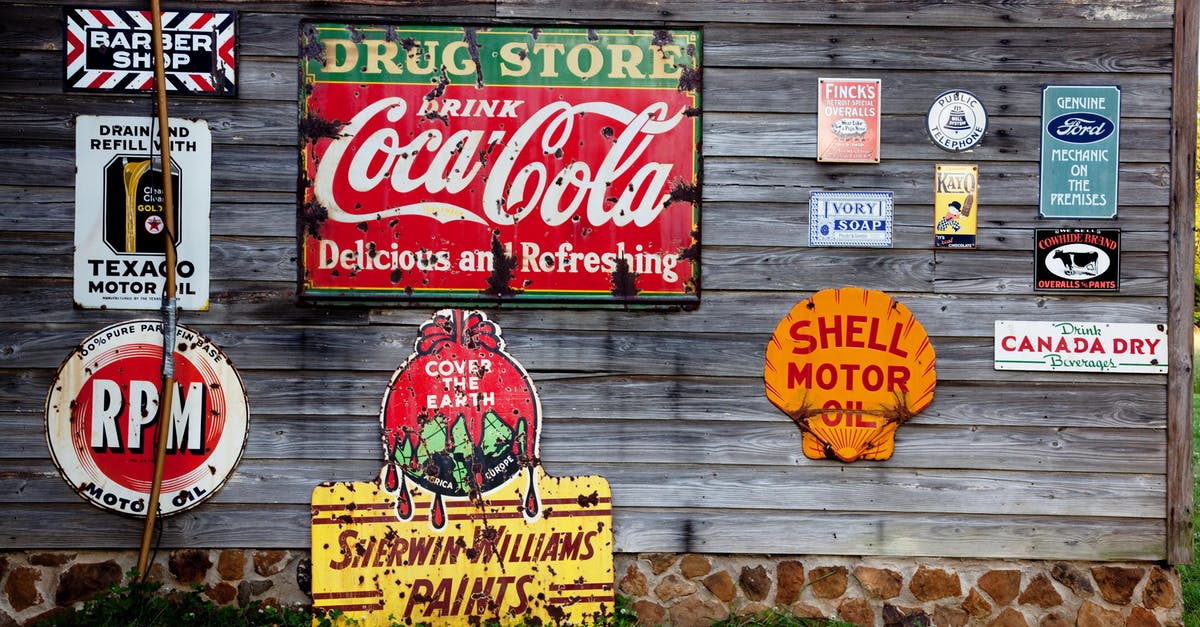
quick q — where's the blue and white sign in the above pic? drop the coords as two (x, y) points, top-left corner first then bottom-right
(809, 191), (893, 247)
(1038, 85), (1120, 219)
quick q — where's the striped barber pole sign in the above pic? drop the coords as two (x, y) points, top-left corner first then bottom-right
(64, 8), (236, 95)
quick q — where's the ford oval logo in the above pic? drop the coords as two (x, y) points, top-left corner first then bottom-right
(1048, 112), (1113, 144)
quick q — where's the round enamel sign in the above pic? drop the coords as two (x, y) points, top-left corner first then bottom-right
(765, 287), (936, 462)
(45, 320), (248, 517)
(926, 90), (987, 152)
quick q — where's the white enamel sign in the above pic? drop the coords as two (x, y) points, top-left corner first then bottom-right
(994, 321), (1166, 374)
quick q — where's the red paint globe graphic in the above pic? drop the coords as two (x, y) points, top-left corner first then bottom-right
(380, 310), (541, 528)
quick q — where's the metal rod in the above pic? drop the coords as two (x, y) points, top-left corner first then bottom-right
(136, 0), (180, 580)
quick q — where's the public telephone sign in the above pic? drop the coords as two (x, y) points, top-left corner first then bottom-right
(299, 24), (701, 307)
(1039, 85), (1120, 218)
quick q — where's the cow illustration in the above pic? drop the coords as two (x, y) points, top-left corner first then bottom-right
(1052, 249), (1099, 276)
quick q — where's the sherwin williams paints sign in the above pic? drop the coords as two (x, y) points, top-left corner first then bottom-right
(1039, 85), (1120, 218)
(764, 287), (936, 463)
(311, 310), (613, 625)
(299, 24), (701, 307)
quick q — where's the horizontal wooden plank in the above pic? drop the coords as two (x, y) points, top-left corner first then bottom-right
(496, 1), (1175, 29)
(0, 503), (1166, 560)
(1, 458), (1163, 518)
(702, 24), (1172, 73)
(704, 69), (1173, 117)
(0, 325), (1172, 386)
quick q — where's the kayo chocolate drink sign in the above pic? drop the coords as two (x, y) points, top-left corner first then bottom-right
(299, 24), (701, 307)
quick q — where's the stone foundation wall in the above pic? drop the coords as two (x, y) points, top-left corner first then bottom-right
(0, 550), (1184, 626)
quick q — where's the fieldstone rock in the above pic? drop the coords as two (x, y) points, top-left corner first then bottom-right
(679, 554), (711, 578)
(986, 607), (1030, 627)
(0, 608), (18, 627)
(837, 597), (875, 627)
(809, 565), (848, 599)
(788, 601), (826, 619)
(619, 563), (648, 597)
(217, 549), (246, 581)
(933, 603), (969, 627)
(4, 566), (42, 612)
(667, 596), (727, 627)
(1126, 606), (1161, 627)
(910, 566), (961, 602)
(253, 550), (288, 577)
(654, 573), (697, 602)
(296, 556), (312, 597)
(883, 603), (929, 627)
(645, 553), (676, 575)
(206, 581), (238, 605)
(703, 570), (736, 602)
(979, 569), (1022, 605)
(54, 560), (122, 606)
(1038, 612), (1070, 627)
(632, 600), (665, 626)
(776, 560), (805, 605)
(1018, 573), (1063, 608)
(854, 565), (902, 600)
(962, 587), (992, 617)
(739, 565), (771, 601)
(168, 549), (212, 584)
(237, 578), (273, 607)
(737, 602), (770, 617)
(1091, 566), (1145, 605)
(1076, 600), (1123, 627)
(1050, 562), (1095, 597)
(28, 553), (73, 568)
(1141, 566), (1176, 609)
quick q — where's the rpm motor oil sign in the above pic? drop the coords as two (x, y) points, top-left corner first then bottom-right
(299, 24), (701, 307)
(44, 320), (248, 517)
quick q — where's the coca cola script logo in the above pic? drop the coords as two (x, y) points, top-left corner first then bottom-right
(1048, 112), (1113, 144)
(313, 97), (687, 228)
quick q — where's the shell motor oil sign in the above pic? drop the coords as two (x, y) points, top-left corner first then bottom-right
(299, 24), (701, 307)
(764, 287), (936, 462)
(311, 310), (613, 625)
(44, 320), (248, 516)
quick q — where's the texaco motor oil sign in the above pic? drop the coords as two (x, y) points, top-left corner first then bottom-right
(299, 24), (701, 307)
(74, 115), (211, 310)
(44, 320), (248, 516)
(312, 310), (613, 625)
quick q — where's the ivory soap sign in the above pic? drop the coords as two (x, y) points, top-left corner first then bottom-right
(311, 310), (613, 625)
(299, 24), (701, 307)
(994, 321), (1166, 373)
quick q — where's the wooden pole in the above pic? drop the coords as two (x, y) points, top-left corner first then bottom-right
(136, 0), (180, 580)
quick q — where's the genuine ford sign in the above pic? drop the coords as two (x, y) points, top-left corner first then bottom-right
(1047, 113), (1113, 143)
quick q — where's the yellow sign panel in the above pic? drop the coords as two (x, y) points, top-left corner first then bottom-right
(934, 163), (978, 249)
(312, 469), (613, 624)
(764, 287), (936, 462)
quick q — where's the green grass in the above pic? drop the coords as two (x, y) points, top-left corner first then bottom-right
(1181, 337), (1200, 627)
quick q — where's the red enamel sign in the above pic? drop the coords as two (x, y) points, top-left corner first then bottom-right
(299, 24), (701, 307)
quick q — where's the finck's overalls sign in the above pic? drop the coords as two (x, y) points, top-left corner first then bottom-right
(299, 24), (701, 307)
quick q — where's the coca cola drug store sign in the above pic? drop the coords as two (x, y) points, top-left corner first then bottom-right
(299, 24), (701, 307)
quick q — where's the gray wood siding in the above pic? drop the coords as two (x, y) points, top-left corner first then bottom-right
(0, 0), (1191, 562)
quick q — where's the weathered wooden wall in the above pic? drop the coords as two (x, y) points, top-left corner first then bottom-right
(0, 0), (1191, 562)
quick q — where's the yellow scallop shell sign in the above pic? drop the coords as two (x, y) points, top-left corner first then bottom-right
(765, 287), (936, 462)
